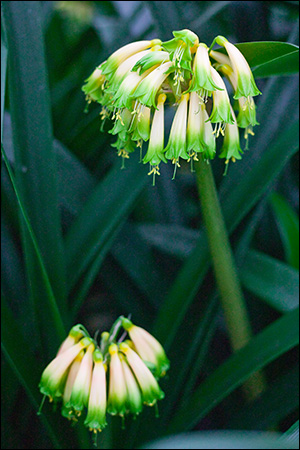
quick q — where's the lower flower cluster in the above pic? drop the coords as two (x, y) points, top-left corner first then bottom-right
(38, 318), (169, 435)
(82, 29), (261, 183)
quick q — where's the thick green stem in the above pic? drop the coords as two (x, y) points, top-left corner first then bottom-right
(195, 156), (265, 399)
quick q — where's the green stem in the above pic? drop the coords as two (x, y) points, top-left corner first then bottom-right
(195, 156), (265, 399)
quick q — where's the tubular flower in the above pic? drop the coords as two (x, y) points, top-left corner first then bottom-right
(101, 39), (161, 80)
(82, 66), (106, 103)
(187, 91), (216, 161)
(119, 353), (143, 416)
(81, 29), (261, 177)
(107, 50), (151, 93)
(210, 57), (259, 137)
(38, 319), (168, 435)
(119, 342), (165, 406)
(62, 350), (85, 419)
(165, 93), (190, 176)
(189, 43), (223, 99)
(209, 66), (235, 133)
(39, 337), (91, 400)
(131, 105), (151, 143)
(215, 35), (262, 99)
(219, 106), (244, 165)
(112, 69), (152, 110)
(107, 343), (128, 416)
(143, 93), (167, 183)
(133, 61), (173, 108)
(132, 51), (170, 75)
(122, 318), (170, 378)
(66, 343), (95, 415)
(56, 324), (87, 356)
(84, 350), (107, 432)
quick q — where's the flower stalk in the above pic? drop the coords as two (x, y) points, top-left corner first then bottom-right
(195, 156), (265, 400)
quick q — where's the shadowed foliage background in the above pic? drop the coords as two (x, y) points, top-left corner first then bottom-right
(1, 1), (299, 449)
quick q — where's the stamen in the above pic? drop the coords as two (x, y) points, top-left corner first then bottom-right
(223, 160), (230, 176)
(197, 89), (209, 104)
(118, 149), (130, 169)
(100, 107), (109, 120)
(172, 158), (181, 180)
(148, 165), (161, 185)
(187, 152), (199, 173)
(115, 110), (124, 126)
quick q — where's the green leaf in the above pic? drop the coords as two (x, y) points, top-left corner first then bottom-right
(54, 139), (97, 217)
(168, 308), (299, 433)
(1, 146), (66, 346)
(65, 152), (148, 294)
(282, 421), (299, 447)
(228, 365), (299, 430)
(1, 7), (8, 142)
(240, 250), (299, 312)
(1, 216), (35, 337)
(143, 431), (297, 449)
(1, 294), (65, 449)
(270, 193), (299, 269)
(253, 50), (299, 78)
(2, 1), (67, 351)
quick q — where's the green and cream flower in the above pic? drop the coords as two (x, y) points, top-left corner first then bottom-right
(219, 106), (244, 164)
(122, 318), (170, 378)
(119, 342), (165, 406)
(84, 350), (107, 432)
(133, 61), (173, 108)
(143, 93), (167, 182)
(189, 43), (223, 100)
(66, 343), (95, 415)
(39, 337), (91, 400)
(107, 343), (128, 417)
(101, 39), (161, 80)
(119, 353), (143, 416)
(215, 36), (262, 99)
(209, 66), (234, 133)
(165, 93), (190, 175)
(187, 91), (216, 161)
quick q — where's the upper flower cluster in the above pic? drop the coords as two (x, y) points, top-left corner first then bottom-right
(82, 29), (261, 182)
(38, 318), (169, 436)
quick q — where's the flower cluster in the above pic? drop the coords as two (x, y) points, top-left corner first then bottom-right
(82, 29), (261, 183)
(38, 318), (169, 436)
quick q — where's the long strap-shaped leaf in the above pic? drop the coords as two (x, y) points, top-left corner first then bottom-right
(2, 2), (67, 347)
(168, 307), (299, 433)
(1, 294), (68, 449)
(65, 152), (148, 294)
(2, 146), (66, 343)
(240, 250), (299, 312)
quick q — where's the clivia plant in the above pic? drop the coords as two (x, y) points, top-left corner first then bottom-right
(1, 2), (299, 449)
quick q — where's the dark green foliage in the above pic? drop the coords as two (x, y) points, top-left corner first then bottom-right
(1, 1), (299, 449)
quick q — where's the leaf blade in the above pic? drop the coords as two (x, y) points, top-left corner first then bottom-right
(270, 193), (299, 269)
(240, 250), (299, 312)
(3, 1), (67, 323)
(168, 308), (299, 433)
